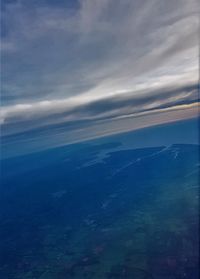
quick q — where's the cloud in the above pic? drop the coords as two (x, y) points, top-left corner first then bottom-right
(1, 0), (199, 156)
(1, 82), (198, 136)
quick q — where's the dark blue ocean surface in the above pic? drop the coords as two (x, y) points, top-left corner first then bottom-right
(0, 120), (199, 278)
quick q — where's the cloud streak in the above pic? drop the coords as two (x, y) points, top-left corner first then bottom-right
(1, 0), (199, 156)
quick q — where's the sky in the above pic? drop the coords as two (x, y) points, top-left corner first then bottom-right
(1, 0), (199, 157)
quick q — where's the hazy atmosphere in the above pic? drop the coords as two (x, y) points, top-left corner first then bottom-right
(1, 0), (199, 156)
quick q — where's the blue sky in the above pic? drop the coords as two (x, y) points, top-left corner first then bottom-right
(1, 0), (199, 156)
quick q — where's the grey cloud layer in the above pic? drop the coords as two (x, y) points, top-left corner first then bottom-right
(1, 0), (199, 155)
(2, 83), (198, 136)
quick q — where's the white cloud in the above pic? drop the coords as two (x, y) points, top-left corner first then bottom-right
(1, 0), (199, 154)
